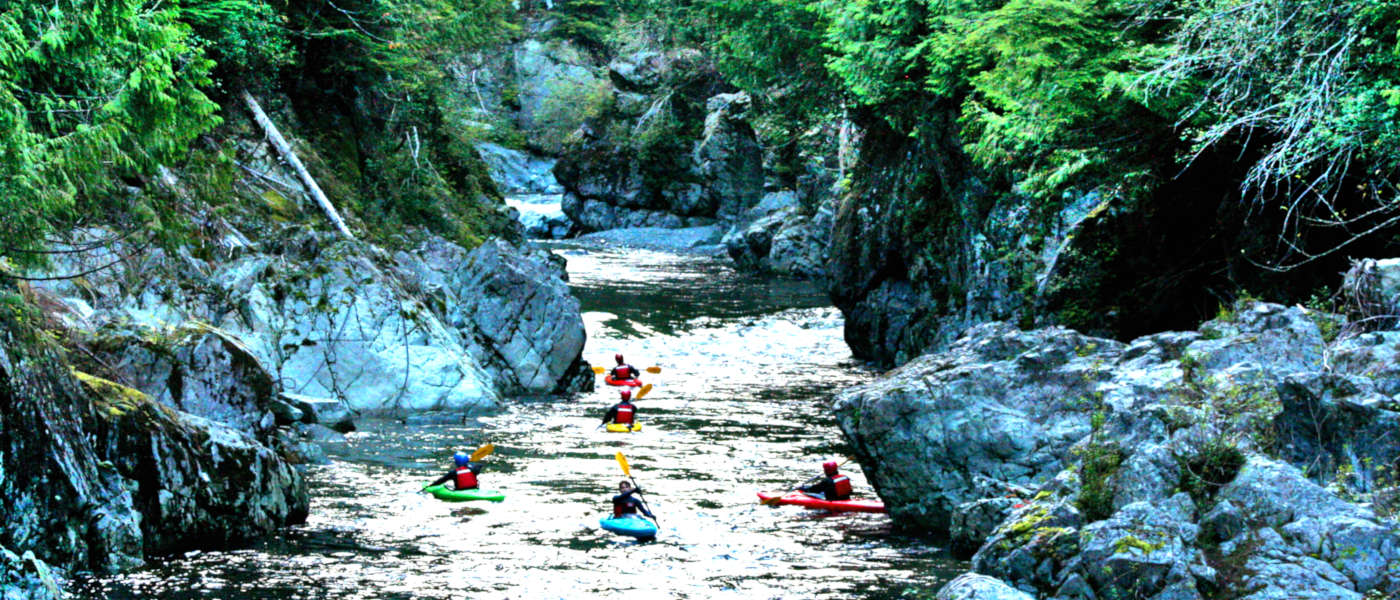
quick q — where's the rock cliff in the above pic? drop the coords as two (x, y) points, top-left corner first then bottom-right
(837, 298), (1400, 599)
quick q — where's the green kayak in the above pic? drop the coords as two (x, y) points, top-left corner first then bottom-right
(423, 484), (505, 502)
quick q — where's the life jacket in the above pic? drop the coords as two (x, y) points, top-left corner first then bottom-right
(613, 499), (635, 518)
(612, 365), (635, 380)
(454, 466), (478, 490)
(831, 474), (852, 500)
(614, 403), (635, 425)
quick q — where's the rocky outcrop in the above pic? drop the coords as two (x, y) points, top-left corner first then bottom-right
(34, 226), (591, 414)
(826, 115), (1367, 368)
(446, 240), (591, 395)
(554, 52), (763, 233)
(840, 300), (1400, 599)
(0, 291), (305, 590)
(723, 191), (833, 278)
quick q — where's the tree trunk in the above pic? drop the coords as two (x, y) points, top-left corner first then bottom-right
(239, 90), (355, 240)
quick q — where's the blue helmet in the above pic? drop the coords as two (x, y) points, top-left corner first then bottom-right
(453, 451), (470, 466)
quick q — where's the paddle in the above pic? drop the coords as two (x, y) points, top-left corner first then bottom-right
(634, 383), (654, 400)
(423, 443), (495, 491)
(615, 452), (659, 526)
(469, 443), (495, 462)
(759, 457), (855, 505)
(592, 365), (663, 374)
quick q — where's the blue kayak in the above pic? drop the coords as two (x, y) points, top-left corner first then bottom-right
(599, 515), (658, 539)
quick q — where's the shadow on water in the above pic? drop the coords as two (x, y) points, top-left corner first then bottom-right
(74, 241), (964, 600)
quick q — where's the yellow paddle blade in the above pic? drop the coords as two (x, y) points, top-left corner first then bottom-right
(645, 366), (662, 374)
(635, 384), (654, 399)
(615, 451), (631, 477)
(592, 366), (606, 374)
(470, 443), (495, 462)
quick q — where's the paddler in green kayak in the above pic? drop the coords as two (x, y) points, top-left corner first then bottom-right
(797, 460), (853, 501)
(426, 451), (484, 491)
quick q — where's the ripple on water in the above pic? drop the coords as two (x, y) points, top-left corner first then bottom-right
(74, 242), (963, 599)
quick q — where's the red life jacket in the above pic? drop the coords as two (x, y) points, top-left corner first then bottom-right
(613, 501), (634, 518)
(611, 365), (635, 380)
(831, 474), (852, 500)
(454, 466), (478, 490)
(614, 404), (635, 425)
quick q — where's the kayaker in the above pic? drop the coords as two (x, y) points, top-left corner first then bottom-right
(798, 460), (852, 501)
(610, 353), (641, 382)
(612, 480), (654, 519)
(601, 389), (637, 427)
(426, 451), (484, 491)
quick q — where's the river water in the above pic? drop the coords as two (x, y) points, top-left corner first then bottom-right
(75, 243), (962, 599)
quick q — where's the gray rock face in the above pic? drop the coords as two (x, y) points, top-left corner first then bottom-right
(477, 143), (563, 195)
(0, 306), (305, 586)
(841, 300), (1400, 599)
(447, 240), (591, 395)
(1343, 257), (1400, 330)
(555, 50), (766, 233)
(723, 199), (832, 279)
(935, 573), (1035, 600)
(694, 92), (763, 221)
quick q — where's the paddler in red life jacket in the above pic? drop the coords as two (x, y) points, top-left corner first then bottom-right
(610, 353), (641, 382)
(798, 460), (853, 501)
(601, 389), (637, 427)
(427, 451), (484, 490)
(612, 480), (654, 519)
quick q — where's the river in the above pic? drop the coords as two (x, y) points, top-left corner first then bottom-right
(75, 242), (963, 599)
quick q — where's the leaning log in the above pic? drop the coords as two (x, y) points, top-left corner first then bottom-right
(239, 89), (355, 240)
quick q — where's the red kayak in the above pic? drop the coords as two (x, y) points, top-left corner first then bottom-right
(756, 491), (887, 513)
(603, 376), (643, 387)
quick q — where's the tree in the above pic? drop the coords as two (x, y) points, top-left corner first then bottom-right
(0, 0), (220, 271)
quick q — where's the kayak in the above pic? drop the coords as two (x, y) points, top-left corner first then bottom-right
(423, 484), (506, 503)
(756, 491), (887, 513)
(605, 422), (642, 433)
(599, 515), (658, 539)
(603, 376), (643, 387)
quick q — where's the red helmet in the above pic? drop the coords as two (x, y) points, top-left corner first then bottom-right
(615, 353), (624, 364)
(620, 389), (632, 401)
(823, 461), (838, 476)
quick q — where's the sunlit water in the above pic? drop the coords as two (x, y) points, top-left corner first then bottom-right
(75, 243), (962, 599)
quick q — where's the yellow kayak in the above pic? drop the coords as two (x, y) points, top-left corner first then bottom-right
(605, 422), (642, 433)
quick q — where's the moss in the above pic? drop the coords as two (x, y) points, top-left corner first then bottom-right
(1114, 534), (1166, 555)
(72, 370), (155, 418)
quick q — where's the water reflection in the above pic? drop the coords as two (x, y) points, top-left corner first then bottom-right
(74, 243), (962, 599)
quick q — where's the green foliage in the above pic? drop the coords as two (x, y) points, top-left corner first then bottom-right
(547, 0), (618, 50)
(1076, 437), (1123, 522)
(0, 0), (221, 270)
(178, 0), (291, 89)
(1177, 436), (1246, 507)
(535, 78), (614, 153)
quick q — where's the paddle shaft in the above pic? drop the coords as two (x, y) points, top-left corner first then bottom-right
(628, 475), (660, 527)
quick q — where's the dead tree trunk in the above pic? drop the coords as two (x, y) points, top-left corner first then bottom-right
(240, 89), (355, 240)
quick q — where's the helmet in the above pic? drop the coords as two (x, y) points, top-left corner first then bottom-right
(823, 461), (838, 476)
(615, 353), (624, 364)
(454, 451), (470, 467)
(620, 389), (632, 401)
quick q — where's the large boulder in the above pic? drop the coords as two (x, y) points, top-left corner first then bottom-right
(448, 240), (590, 395)
(0, 301), (304, 587)
(935, 573), (1035, 600)
(218, 241), (501, 413)
(840, 300), (1400, 600)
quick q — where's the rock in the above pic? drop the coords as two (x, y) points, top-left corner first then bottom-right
(950, 497), (1019, 558)
(693, 92), (762, 221)
(0, 547), (63, 600)
(935, 573), (1035, 600)
(511, 39), (603, 142)
(1342, 257), (1400, 330)
(268, 396), (304, 425)
(88, 321), (279, 436)
(508, 197), (573, 239)
(476, 143), (562, 195)
(284, 393), (355, 432)
(1272, 372), (1400, 488)
(219, 239), (501, 413)
(576, 225), (726, 254)
(300, 424), (347, 443)
(448, 240), (590, 395)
